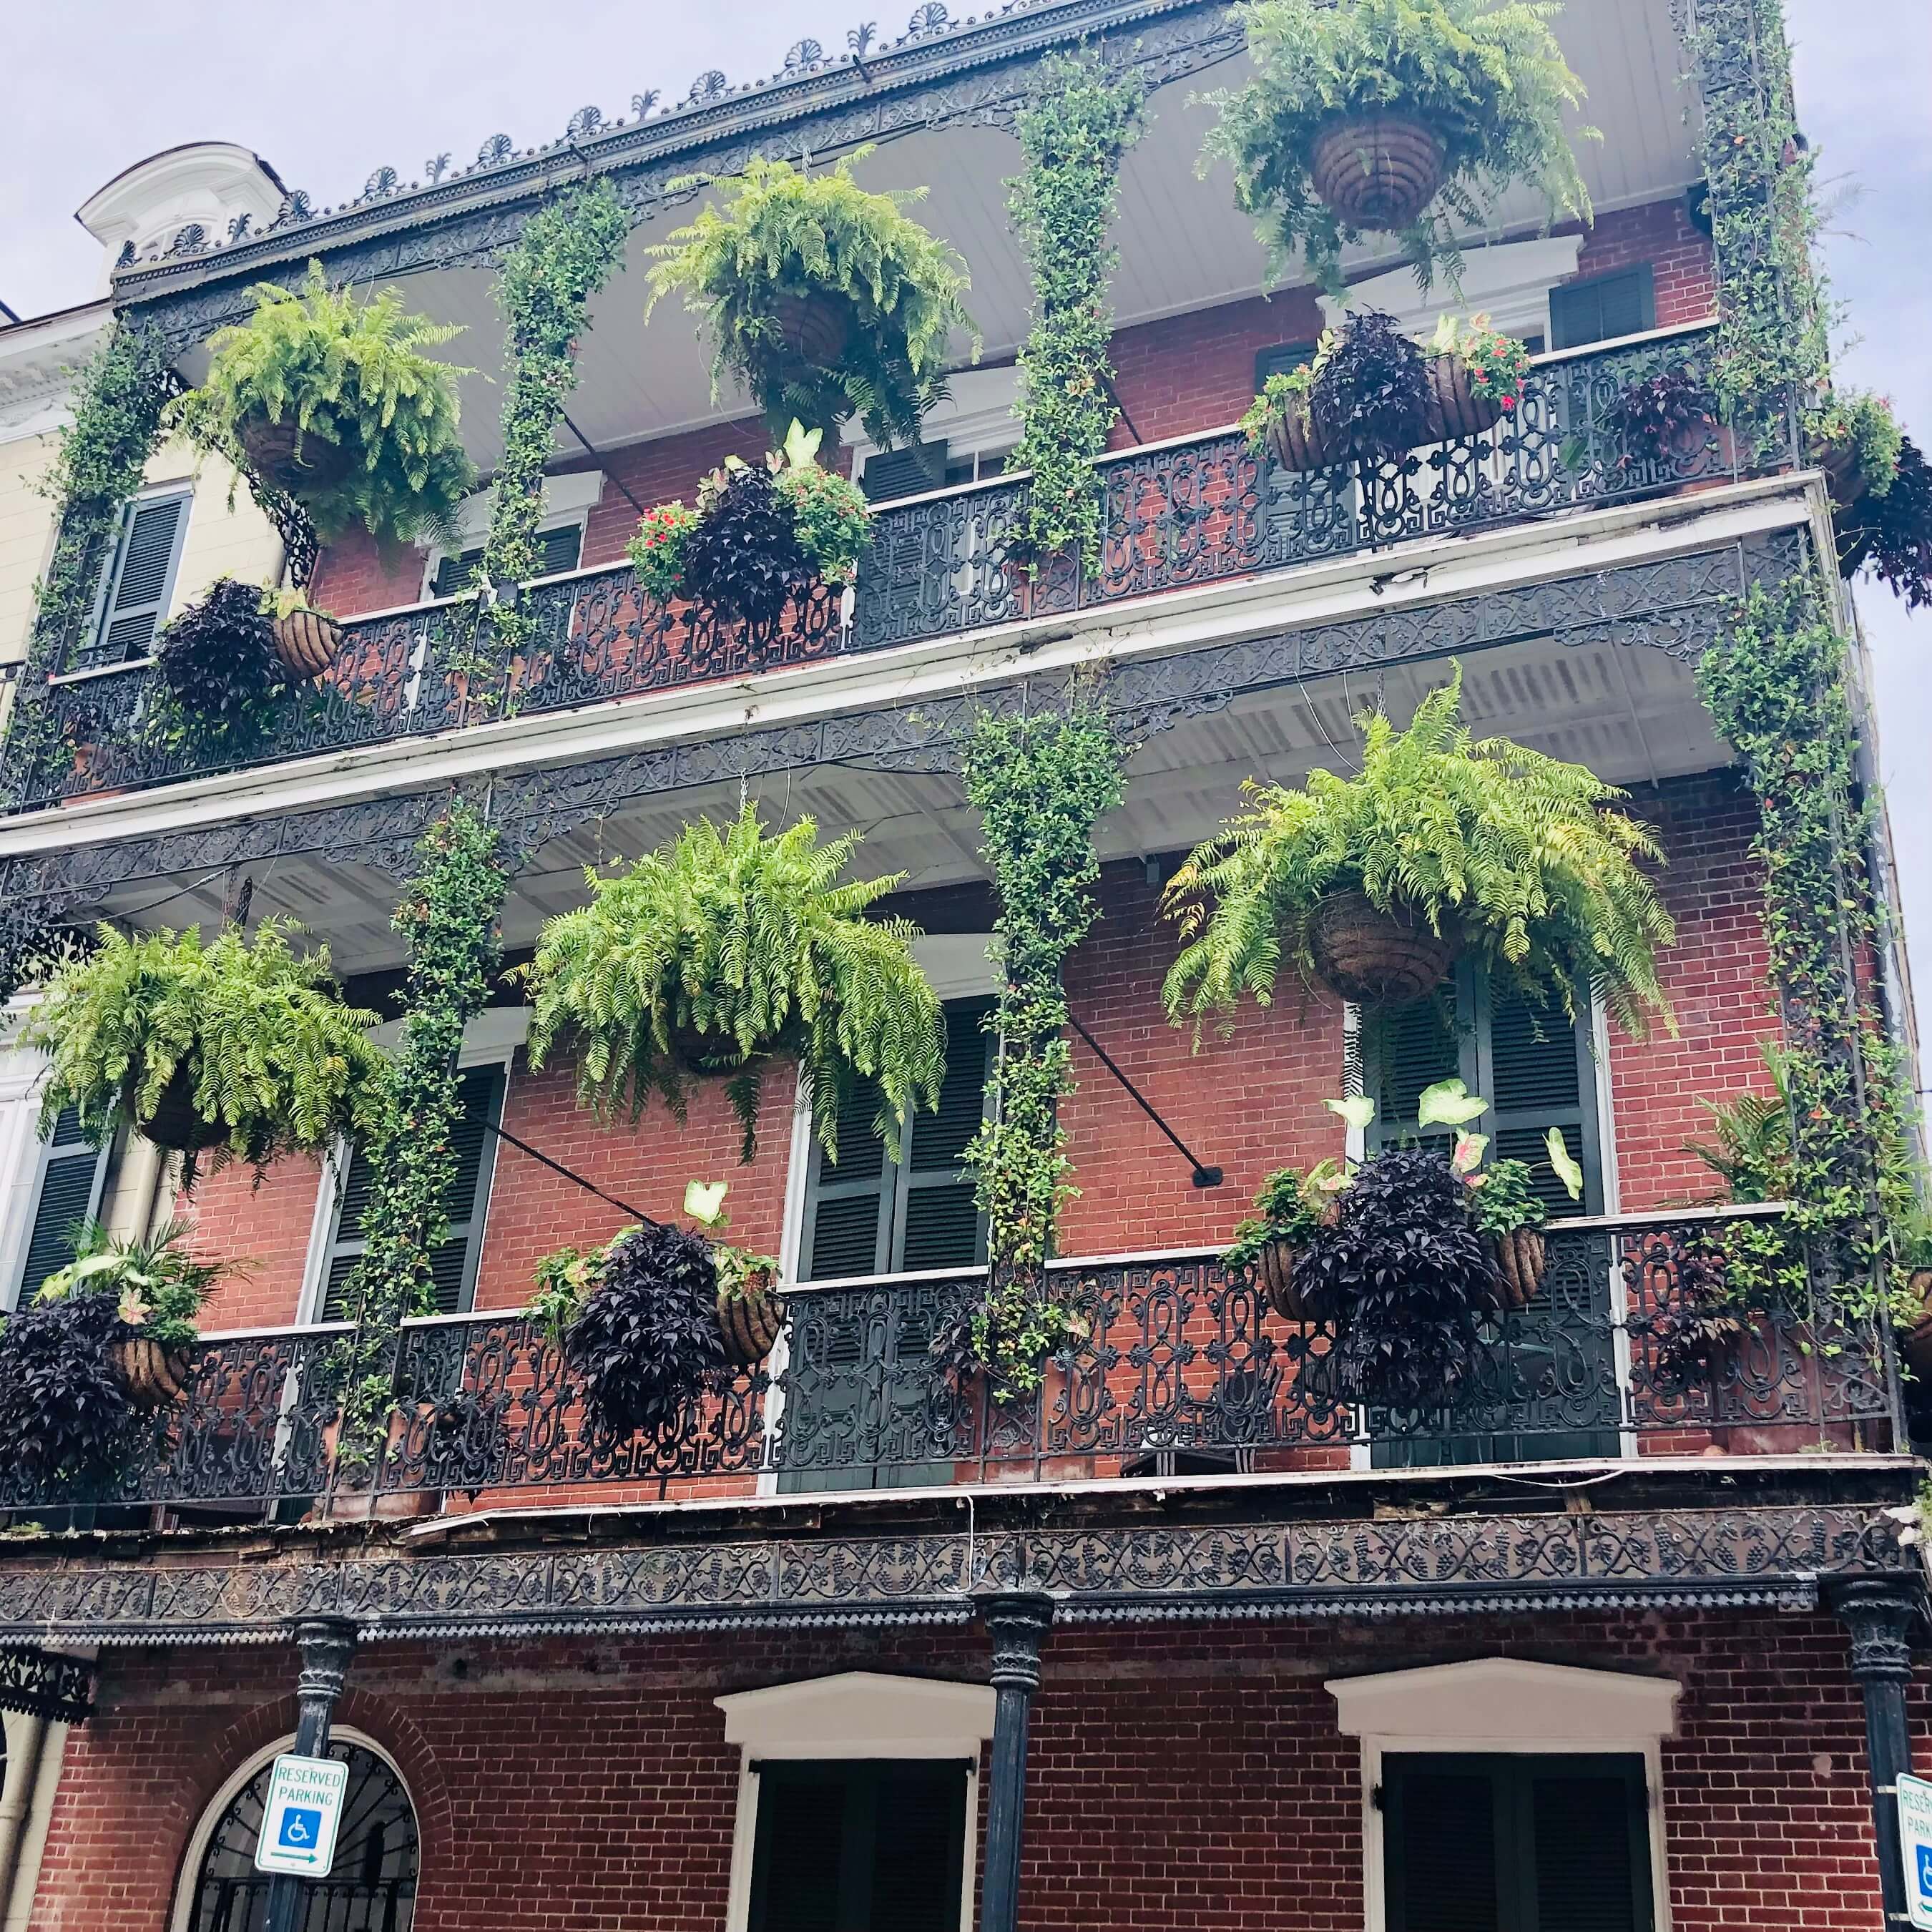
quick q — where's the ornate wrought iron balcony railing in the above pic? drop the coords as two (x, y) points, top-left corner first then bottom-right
(0, 1206), (1894, 1524)
(0, 323), (1777, 815)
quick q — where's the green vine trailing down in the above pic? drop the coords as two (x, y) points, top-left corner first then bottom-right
(933, 695), (1127, 1402)
(330, 803), (506, 1477)
(459, 180), (629, 705)
(2, 325), (175, 808)
(1005, 49), (1145, 575)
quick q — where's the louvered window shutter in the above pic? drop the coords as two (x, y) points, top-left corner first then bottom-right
(1384, 1758), (1503, 1932)
(1528, 1762), (1651, 1932)
(1255, 340), (1321, 386)
(84, 491), (190, 667)
(11, 1105), (110, 1306)
(1548, 268), (1657, 350)
(1368, 990), (1465, 1152)
(749, 1760), (968, 1932)
(431, 546), (484, 599)
(801, 1076), (895, 1281)
(320, 1064), (505, 1320)
(1484, 985), (1602, 1217)
(435, 525), (582, 599)
(861, 441), (948, 503)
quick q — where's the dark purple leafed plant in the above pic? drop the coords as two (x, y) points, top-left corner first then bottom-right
(1310, 309), (1432, 465)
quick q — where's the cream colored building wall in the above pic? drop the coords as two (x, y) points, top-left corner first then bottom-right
(0, 430), (61, 677)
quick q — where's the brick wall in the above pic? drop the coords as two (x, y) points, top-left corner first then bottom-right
(29, 1607), (1918, 1931)
(1566, 197), (1717, 328)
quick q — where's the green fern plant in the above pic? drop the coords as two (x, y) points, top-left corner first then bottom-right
(644, 149), (976, 448)
(1201, 0), (1594, 297)
(21, 920), (386, 1179)
(524, 804), (946, 1162)
(165, 263), (475, 547)
(1685, 1042), (1795, 1204)
(36, 1217), (230, 1345)
(1162, 666), (1674, 1034)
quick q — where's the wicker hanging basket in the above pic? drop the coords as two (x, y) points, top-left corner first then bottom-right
(771, 292), (853, 369)
(1309, 114), (1447, 231)
(272, 607), (343, 680)
(1488, 1227), (1549, 1310)
(1901, 1270), (1932, 1378)
(1265, 406), (1340, 474)
(1305, 891), (1461, 1008)
(133, 1064), (229, 1154)
(716, 1267), (788, 1368)
(1423, 355), (1503, 442)
(114, 1335), (192, 1411)
(237, 412), (354, 495)
(1813, 436), (1866, 514)
(1255, 1237), (1306, 1321)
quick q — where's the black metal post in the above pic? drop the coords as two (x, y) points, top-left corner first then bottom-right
(979, 1591), (1054, 1932)
(263, 1618), (358, 1932)
(1834, 1577), (1921, 1929)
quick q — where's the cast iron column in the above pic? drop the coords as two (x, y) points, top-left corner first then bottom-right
(1835, 1577), (1922, 1928)
(263, 1618), (358, 1932)
(979, 1591), (1054, 1932)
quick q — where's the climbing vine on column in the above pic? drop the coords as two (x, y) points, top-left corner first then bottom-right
(936, 695), (1126, 1401)
(332, 801), (507, 1475)
(2, 325), (175, 805)
(1006, 48), (1144, 575)
(461, 177), (629, 705)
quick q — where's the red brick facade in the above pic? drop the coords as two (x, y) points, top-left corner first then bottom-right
(30, 1608), (1913, 1931)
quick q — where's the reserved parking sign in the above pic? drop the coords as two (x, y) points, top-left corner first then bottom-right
(1896, 1771), (1932, 1930)
(253, 1753), (349, 1878)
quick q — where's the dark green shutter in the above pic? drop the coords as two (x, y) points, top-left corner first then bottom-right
(84, 492), (190, 667)
(1530, 1766), (1650, 1932)
(749, 1760), (969, 1932)
(1385, 1762), (1501, 1932)
(431, 547), (483, 598)
(320, 1064), (505, 1320)
(1549, 268), (1656, 350)
(13, 1106), (110, 1305)
(861, 442), (948, 503)
(1369, 992), (1463, 1147)
(1255, 340), (1321, 386)
(801, 1077), (894, 1281)
(431, 524), (581, 597)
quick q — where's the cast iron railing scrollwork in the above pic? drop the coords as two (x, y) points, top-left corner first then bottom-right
(6, 325), (1779, 810)
(0, 1205), (1893, 1521)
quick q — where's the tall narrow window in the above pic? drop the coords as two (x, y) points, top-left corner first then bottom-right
(318, 1064), (506, 1320)
(1547, 267), (1657, 350)
(79, 489), (190, 669)
(9, 1104), (111, 1308)
(1383, 1752), (1654, 1932)
(430, 520), (582, 598)
(747, 1759), (969, 1932)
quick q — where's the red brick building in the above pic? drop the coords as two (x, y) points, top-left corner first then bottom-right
(0, 2), (1922, 1930)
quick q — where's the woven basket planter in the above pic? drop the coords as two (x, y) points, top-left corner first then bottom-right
(114, 1335), (192, 1411)
(1265, 406), (1340, 474)
(1306, 891), (1460, 1008)
(237, 412), (353, 495)
(133, 1065), (228, 1154)
(1423, 355), (1504, 442)
(1488, 1227), (1548, 1310)
(1255, 1237), (1305, 1320)
(1309, 114), (1446, 230)
(772, 292), (853, 369)
(273, 607), (343, 680)
(717, 1268), (788, 1368)
(1902, 1270), (1932, 1378)
(1814, 435), (1867, 514)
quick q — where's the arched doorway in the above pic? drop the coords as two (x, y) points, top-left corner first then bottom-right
(180, 1735), (418, 1932)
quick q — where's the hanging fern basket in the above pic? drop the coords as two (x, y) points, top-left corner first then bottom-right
(114, 1335), (193, 1411)
(1255, 1237), (1307, 1320)
(1308, 114), (1446, 230)
(236, 412), (355, 495)
(1487, 1227), (1548, 1310)
(134, 1065), (232, 1154)
(1423, 355), (1503, 441)
(716, 1267), (788, 1368)
(771, 291), (853, 371)
(1305, 890), (1461, 1007)
(272, 607), (343, 680)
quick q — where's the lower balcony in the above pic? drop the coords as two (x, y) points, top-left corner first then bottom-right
(1, 1205), (1894, 1526)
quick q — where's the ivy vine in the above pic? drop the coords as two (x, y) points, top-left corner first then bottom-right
(330, 801), (507, 1475)
(1005, 48), (1144, 575)
(457, 178), (629, 707)
(938, 695), (1126, 1401)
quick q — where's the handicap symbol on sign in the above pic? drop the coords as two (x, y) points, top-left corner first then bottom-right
(278, 1808), (321, 1851)
(1916, 1845), (1932, 1899)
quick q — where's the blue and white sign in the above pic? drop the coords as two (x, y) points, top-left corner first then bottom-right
(1896, 1770), (1932, 1929)
(253, 1753), (349, 1878)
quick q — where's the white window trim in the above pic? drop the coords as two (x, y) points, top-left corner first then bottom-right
(0, 1027), (52, 1312)
(1330, 1657), (1679, 1932)
(167, 1725), (411, 1932)
(1318, 233), (1586, 345)
(297, 1009), (529, 1325)
(845, 366), (1021, 486)
(79, 481), (194, 670)
(716, 1671), (997, 1932)
(419, 469), (604, 600)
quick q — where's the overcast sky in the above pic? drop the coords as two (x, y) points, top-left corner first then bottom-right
(3, 0), (1929, 990)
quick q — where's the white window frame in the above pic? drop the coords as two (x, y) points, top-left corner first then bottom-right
(1330, 1657), (1679, 1932)
(58, 481), (194, 679)
(846, 367), (1021, 499)
(167, 1725), (412, 1932)
(419, 469), (605, 601)
(1317, 234), (1586, 348)
(717, 1670), (997, 1932)
(297, 1008), (528, 1325)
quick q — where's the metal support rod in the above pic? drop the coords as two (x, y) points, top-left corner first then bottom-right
(1833, 1577), (1921, 1928)
(1066, 1011), (1222, 1187)
(978, 1591), (1054, 1932)
(560, 413), (651, 519)
(478, 1116), (665, 1230)
(263, 1619), (358, 1932)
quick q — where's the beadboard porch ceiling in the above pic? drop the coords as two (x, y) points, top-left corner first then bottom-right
(170, 0), (1701, 480)
(108, 625), (1727, 975)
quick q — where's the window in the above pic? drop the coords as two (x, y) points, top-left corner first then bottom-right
(428, 520), (583, 598)
(178, 1735), (418, 1932)
(9, 1104), (110, 1310)
(1255, 340), (1322, 388)
(316, 1063), (506, 1320)
(799, 999), (992, 1280)
(747, 1759), (969, 1932)
(78, 489), (190, 669)
(1549, 268), (1657, 351)
(1382, 1752), (1654, 1932)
